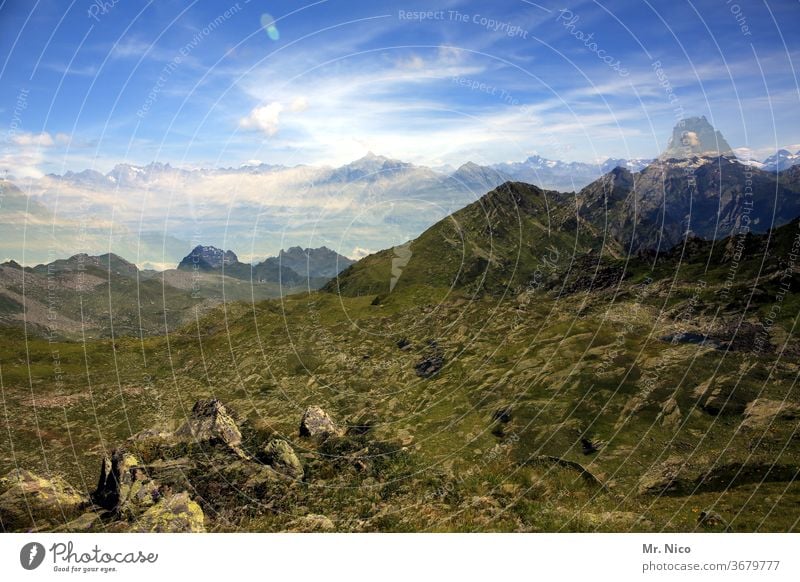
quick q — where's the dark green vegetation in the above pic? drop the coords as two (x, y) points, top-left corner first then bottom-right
(1, 173), (799, 532)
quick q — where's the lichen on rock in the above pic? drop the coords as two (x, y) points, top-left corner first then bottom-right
(0, 468), (84, 531)
(262, 439), (304, 479)
(130, 492), (206, 532)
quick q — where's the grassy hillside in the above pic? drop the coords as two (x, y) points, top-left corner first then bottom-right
(328, 182), (613, 300)
(1, 214), (798, 532)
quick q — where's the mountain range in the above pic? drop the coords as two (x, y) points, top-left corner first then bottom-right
(334, 117), (800, 297)
(0, 245), (353, 339)
(176, 244), (354, 286)
(5, 116), (800, 338)
(37, 138), (799, 194)
(5, 116), (800, 337)
(2, 116), (800, 533)
(4, 116), (799, 270)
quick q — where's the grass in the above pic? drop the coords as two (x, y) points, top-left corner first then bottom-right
(2, 201), (799, 532)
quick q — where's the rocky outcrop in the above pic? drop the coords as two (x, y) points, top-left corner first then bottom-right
(742, 399), (799, 430)
(175, 399), (244, 453)
(0, 469), (84, 531)
(660, 116), (733, 159)
(638, 457), (687, 495)
(177, 245), (239, 271)
(2, 398), (413, 533)
(130, 492), (205, 532)
(262, 439), (304, 480)
(659, 397), (682, 430)
(91, 448), (147, 512)
(299, 406), (339, 438)
(692, 379), (749, 416)
(414, 340), (445, 378)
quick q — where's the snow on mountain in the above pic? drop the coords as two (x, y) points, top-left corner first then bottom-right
(491, 155), (653, 191)
(762, 149), (800, 172)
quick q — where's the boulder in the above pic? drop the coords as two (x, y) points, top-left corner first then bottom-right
(299, 405), (339, 438)
(175, 399), (243, 452)
(0, 469), (84, 531)
(262, 439), (304, 480)
(91, 448), (169, 520)
(659, 397), (682, 429)
(580, 438), (600, 455)
(414, 340), (445, 378)
(492, 407), (513, 424)
(130, 492), (205, 532)
(91, 449), (147, 512)
(415, 354), (444, 378)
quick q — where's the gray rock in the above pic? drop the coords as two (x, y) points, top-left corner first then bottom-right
(263, 439), (304, 479)
(299, 405), (339, 438)
(0, 469), (84, 531)
(176, 399), (243, 452)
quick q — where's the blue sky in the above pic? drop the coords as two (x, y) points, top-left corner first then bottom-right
(1, 0), (799, 176)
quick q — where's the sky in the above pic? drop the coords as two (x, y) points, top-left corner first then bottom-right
(0, 0), (798, 178)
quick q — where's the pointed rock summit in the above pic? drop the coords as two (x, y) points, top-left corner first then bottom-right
(660, 116), (734, 159)
(177, 245), (239, 271)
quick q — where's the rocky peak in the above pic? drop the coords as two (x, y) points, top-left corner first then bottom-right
(177, 245), (239, 270)
(660, 116), (734, 159)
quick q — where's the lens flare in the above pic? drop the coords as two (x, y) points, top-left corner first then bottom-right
(260, 13), (279, 41)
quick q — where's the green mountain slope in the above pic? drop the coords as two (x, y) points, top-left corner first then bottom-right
(2, 208), (798, 532)
(328, 182), (612, 299)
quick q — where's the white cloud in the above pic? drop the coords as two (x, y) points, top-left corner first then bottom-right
(0, 132), (72, 178)
(240, 97), (310, 136)
(240, 102), (283, 136)
(289, 97), (309, 112)
(11, 132), (55, 147)
(351, 247), (373, 259)
(396, 54), (425, 70)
